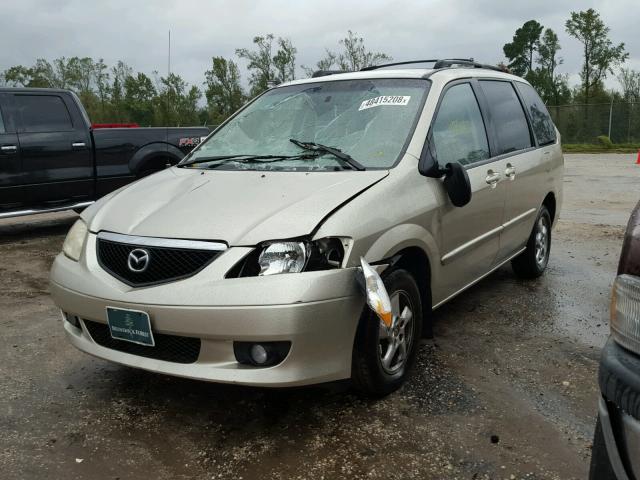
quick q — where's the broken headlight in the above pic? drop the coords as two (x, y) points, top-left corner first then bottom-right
(227, 238), (346, 278)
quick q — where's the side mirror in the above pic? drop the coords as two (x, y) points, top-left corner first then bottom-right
(442, 162), (472, 207)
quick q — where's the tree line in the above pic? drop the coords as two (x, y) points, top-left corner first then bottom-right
(1, 9), (639, 143)
(0, 31), (389, 127)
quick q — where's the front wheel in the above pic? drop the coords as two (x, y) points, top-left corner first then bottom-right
(511, 205), (551, 279)
(351, 268), (423, 397)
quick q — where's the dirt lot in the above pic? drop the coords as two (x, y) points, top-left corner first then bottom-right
(1, 153), (638, 480)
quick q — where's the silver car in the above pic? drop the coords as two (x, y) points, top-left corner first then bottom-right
(50, 60), (563, 396)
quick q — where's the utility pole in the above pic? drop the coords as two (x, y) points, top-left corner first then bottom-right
(608, 95), (613, 140)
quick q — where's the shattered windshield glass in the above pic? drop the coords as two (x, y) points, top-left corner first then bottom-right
(182, 78), (430, 171)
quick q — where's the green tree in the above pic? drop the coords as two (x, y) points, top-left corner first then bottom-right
(124, 73), (157, 126)
(108, 61), (133, 122)
(565, 8), (629, 104)
(303, 31), (391, 76)
(236, 34), (276, 96)
(302, 49), (337, 77)
(204, 57), (245, 124)
(273, 37), (297, 84)
(236, 34), (298, 95)
(154, 73), (201, 126)
(503, 20), (544, 77)
(618, 68), (640, 102)
(533, 28), (571, 105)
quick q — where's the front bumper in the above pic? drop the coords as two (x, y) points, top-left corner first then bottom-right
(598, 337), (640, 479)
(49, 235), (365, 387)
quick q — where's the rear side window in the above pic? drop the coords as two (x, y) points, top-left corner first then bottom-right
(515, 82), (557, 146)
(431, 83), (490, 167)
(480, 81), (532, 155)
(0, 106), (5, 134)
(14, 95), (73, 133)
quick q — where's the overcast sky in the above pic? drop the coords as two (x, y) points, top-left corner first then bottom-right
(2, 0), (638, 94)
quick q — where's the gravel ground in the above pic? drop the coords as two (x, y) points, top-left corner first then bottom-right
(0, 153), (638, 479)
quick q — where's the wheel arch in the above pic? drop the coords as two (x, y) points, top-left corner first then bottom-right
(129, 143), (184, 176)
(542, 191), (557, 225)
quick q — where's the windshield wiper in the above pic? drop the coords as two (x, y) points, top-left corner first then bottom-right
(289, 139), (366, 171)
(179, 153), (317, 168)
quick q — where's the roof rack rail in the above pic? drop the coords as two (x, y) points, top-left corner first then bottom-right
(311, 70), (350, 78)
(360, 59), (441, 71)
(360, 58), (506, 73)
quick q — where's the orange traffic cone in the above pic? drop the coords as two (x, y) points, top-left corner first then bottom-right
(637, 150), (640, 165)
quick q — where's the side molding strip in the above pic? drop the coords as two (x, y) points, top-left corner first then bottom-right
(440, 208), (536, 265)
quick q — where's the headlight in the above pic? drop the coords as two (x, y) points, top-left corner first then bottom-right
(62, 219), (88, 261)
(258, 242), (308, 276)
(611, 274), (640, 354)
(226, 238), (346, 278)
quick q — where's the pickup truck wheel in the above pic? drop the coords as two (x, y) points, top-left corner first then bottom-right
(511, 205), (551, 279)
(352, 268), (423, 397)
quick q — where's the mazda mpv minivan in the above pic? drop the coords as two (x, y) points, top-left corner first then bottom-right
(50, 59), (563, 396)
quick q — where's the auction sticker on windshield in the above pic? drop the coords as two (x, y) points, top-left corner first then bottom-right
(359, 95), (411, 111)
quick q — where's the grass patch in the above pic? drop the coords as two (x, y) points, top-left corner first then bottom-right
(563, 143), (640, 153)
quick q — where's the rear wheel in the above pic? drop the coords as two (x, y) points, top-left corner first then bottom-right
(511, 205), (551, 279)
(352, 268), (423, 397)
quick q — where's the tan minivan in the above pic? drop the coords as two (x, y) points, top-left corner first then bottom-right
(50, 59), (563, 396)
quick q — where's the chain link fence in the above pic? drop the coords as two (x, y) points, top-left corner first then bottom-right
(547, 102), (640, 144)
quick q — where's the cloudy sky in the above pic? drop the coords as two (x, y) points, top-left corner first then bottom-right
(2, 0), (638, 94)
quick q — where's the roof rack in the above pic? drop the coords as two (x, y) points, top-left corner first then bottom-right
(360, 58), (505, 73)
(311, 70), (350, 78)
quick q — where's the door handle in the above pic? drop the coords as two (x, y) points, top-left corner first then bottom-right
(505, 164), (516, 180)
(72, 142), (86, 150)
(485, 170), (501, 188)
(0, 145), (18, 154)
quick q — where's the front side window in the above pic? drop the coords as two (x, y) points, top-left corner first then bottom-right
(480, 81), (532, 155)
(515, 82), (557, 146)
(431, 83), (490, 167)
(15, 95), (73, 133)
(182, 79), (430, 171)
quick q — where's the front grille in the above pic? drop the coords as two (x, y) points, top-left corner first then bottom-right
(83, 320), (201, 364)
(96, 233), (224, 287)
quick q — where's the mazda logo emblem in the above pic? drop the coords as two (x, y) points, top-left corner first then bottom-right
(127, 248), (150, 272)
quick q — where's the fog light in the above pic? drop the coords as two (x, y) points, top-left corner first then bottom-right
(61, 310), (81, 328)
(250, 344), (268, 365)
(233, 341), (291, 367)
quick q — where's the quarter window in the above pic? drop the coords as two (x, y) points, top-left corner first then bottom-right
(515, 82), (557, 145)
(431, 83), (490, 167)
(480, 81), (532, 155)
(14, 95), (73, 133)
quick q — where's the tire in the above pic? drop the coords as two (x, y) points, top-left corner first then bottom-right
(511, 205), (551, 279)
(589, 414), (617, 480)
(352, 268), (423, 397)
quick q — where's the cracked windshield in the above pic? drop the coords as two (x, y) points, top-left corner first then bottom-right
(184, 78), (429, 170)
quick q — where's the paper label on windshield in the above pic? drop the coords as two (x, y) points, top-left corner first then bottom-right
(359, 95), (411, 111)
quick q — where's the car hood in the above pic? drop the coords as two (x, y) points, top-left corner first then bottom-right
(86, 167), (388, 245)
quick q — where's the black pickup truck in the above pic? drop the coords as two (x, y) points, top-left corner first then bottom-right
(0, 88), (209, 218)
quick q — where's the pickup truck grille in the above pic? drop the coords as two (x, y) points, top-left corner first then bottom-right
(96, 232), (226, 287)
